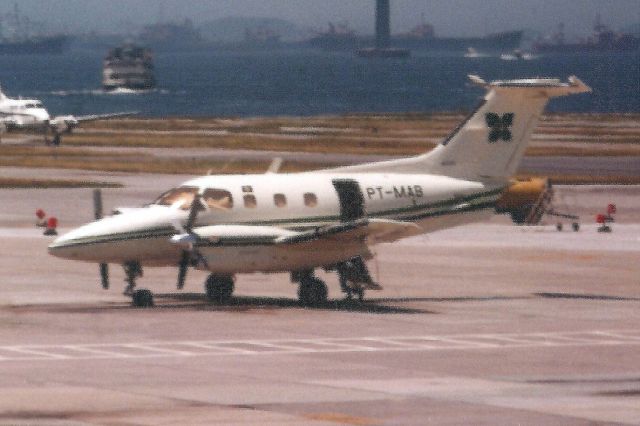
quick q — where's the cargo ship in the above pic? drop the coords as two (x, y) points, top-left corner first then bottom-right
(0, 34), (69, 55)
(305, 22), (522, 53)
(534, 18), (640, 53)
(0, 5), (70, 55)
(102, 44), (156, 91)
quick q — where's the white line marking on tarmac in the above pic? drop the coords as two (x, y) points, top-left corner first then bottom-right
(3, 347), (70, 359)
(0, 330), (638, 363)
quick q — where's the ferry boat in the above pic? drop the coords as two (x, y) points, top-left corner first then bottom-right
(102, 44), (155, 91)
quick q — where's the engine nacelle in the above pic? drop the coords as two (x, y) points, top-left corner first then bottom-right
(50, 115), (79, 134)
(495, 177), (552, 224)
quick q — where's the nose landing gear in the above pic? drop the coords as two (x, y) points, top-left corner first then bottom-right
(122, 261), (152, 308)
(205, 274), (235, 304)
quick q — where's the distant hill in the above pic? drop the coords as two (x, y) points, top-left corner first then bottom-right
(199, 17), (308, 43)
(621, 23), (640, 36)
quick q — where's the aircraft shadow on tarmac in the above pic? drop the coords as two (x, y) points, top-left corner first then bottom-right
(526, 376), (640, 397)
(17, 293), (634, 315)
(535, 292), (640, 302)
(137, 293), (528, 314)
(10, 294), (529, 315)
(141, 293), (436, 314)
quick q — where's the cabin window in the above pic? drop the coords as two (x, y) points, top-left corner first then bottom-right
(304, 193), (318, 207)
(243, 194), (257, 208)
(153, 186), (198, 211)
(203, 188), (233, 210)
(274, 193), (287, 208)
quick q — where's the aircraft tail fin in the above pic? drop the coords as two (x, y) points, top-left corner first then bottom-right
(0, 85), (5, 100)
(334, 75), (590, 182)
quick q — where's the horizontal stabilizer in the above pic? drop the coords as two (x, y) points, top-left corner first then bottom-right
(333, 75), (591, 182)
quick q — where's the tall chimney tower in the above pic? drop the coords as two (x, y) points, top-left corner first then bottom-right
(375, 0), (390, 49)
(357, 0), (409, 58)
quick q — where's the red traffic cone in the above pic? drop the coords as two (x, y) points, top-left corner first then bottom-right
(596, 214), (611, 233)
(44, 217), (58, 236)
(36, 209), (47, 227)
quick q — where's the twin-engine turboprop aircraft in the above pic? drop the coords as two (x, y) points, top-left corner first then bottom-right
(0, 85), (133, 145)
(48, 75), (590, 307)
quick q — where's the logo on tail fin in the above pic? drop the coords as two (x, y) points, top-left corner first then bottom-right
(485, 112), (514, 143)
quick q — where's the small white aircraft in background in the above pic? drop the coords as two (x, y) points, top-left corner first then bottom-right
(0, 85), (134, 145)
(48, 75), (590, 307)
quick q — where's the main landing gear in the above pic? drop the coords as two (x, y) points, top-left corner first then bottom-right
(336, 256), (381, 301)
(292, 270), (328, 307)
(291, 256), (380, 307)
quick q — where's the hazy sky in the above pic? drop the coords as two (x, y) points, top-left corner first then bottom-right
(5, 0), (640, 37)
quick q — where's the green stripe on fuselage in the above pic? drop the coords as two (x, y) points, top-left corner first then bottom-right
(53, 189), (504, 249)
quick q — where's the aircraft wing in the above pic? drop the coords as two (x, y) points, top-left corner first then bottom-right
(276, 218), (421, 245)
(50, 111), (138, 133)
(172, 219), (421, 249)
(69, 111), (139, 123)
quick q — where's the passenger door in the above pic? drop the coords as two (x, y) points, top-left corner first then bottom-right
(332, 179), (366, 222)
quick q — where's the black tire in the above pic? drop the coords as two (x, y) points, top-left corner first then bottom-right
(298, 277), (328, 307)
(354, 288), (364, 302)
(509, 208), (529, 225)
(556, 223), (563, 232)
(572, 222), (580, 232)
(205, 275), (234, 304)
(132, 289), (154, 308)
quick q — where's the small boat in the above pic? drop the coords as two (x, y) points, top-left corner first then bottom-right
(464, 47), (488, 58)
(500, 49), (534, 61)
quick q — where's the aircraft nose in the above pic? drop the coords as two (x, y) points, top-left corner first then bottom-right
(47, 219), (108, 261)
(47, 207), (183, 263)
(36, 109), (50, 122)
(48, 232), (82, 260)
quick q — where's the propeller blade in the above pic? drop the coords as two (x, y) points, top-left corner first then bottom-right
(175, 193), (203, 289)
(100, 263), (109, 289)
(93, 189), (103, 220)
(184, 193), (202, 232)
(94, 190), (109, 289)
(177, 251), (190, 289)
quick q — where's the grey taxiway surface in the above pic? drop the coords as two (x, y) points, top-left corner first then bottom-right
(0, 169), (639, 425)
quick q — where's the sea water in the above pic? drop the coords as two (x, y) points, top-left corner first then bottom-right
(0, 49), (637, 117)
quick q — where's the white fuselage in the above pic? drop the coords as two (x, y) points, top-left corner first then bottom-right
(0, 97), (50, 131)
(48, 172), (503, 273)
(46, 75), (591, 294)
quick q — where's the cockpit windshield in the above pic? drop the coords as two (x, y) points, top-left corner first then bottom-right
(153, 186), (234, 211)
(203, 188), (233, 210)
(153, 186), (198, 210)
